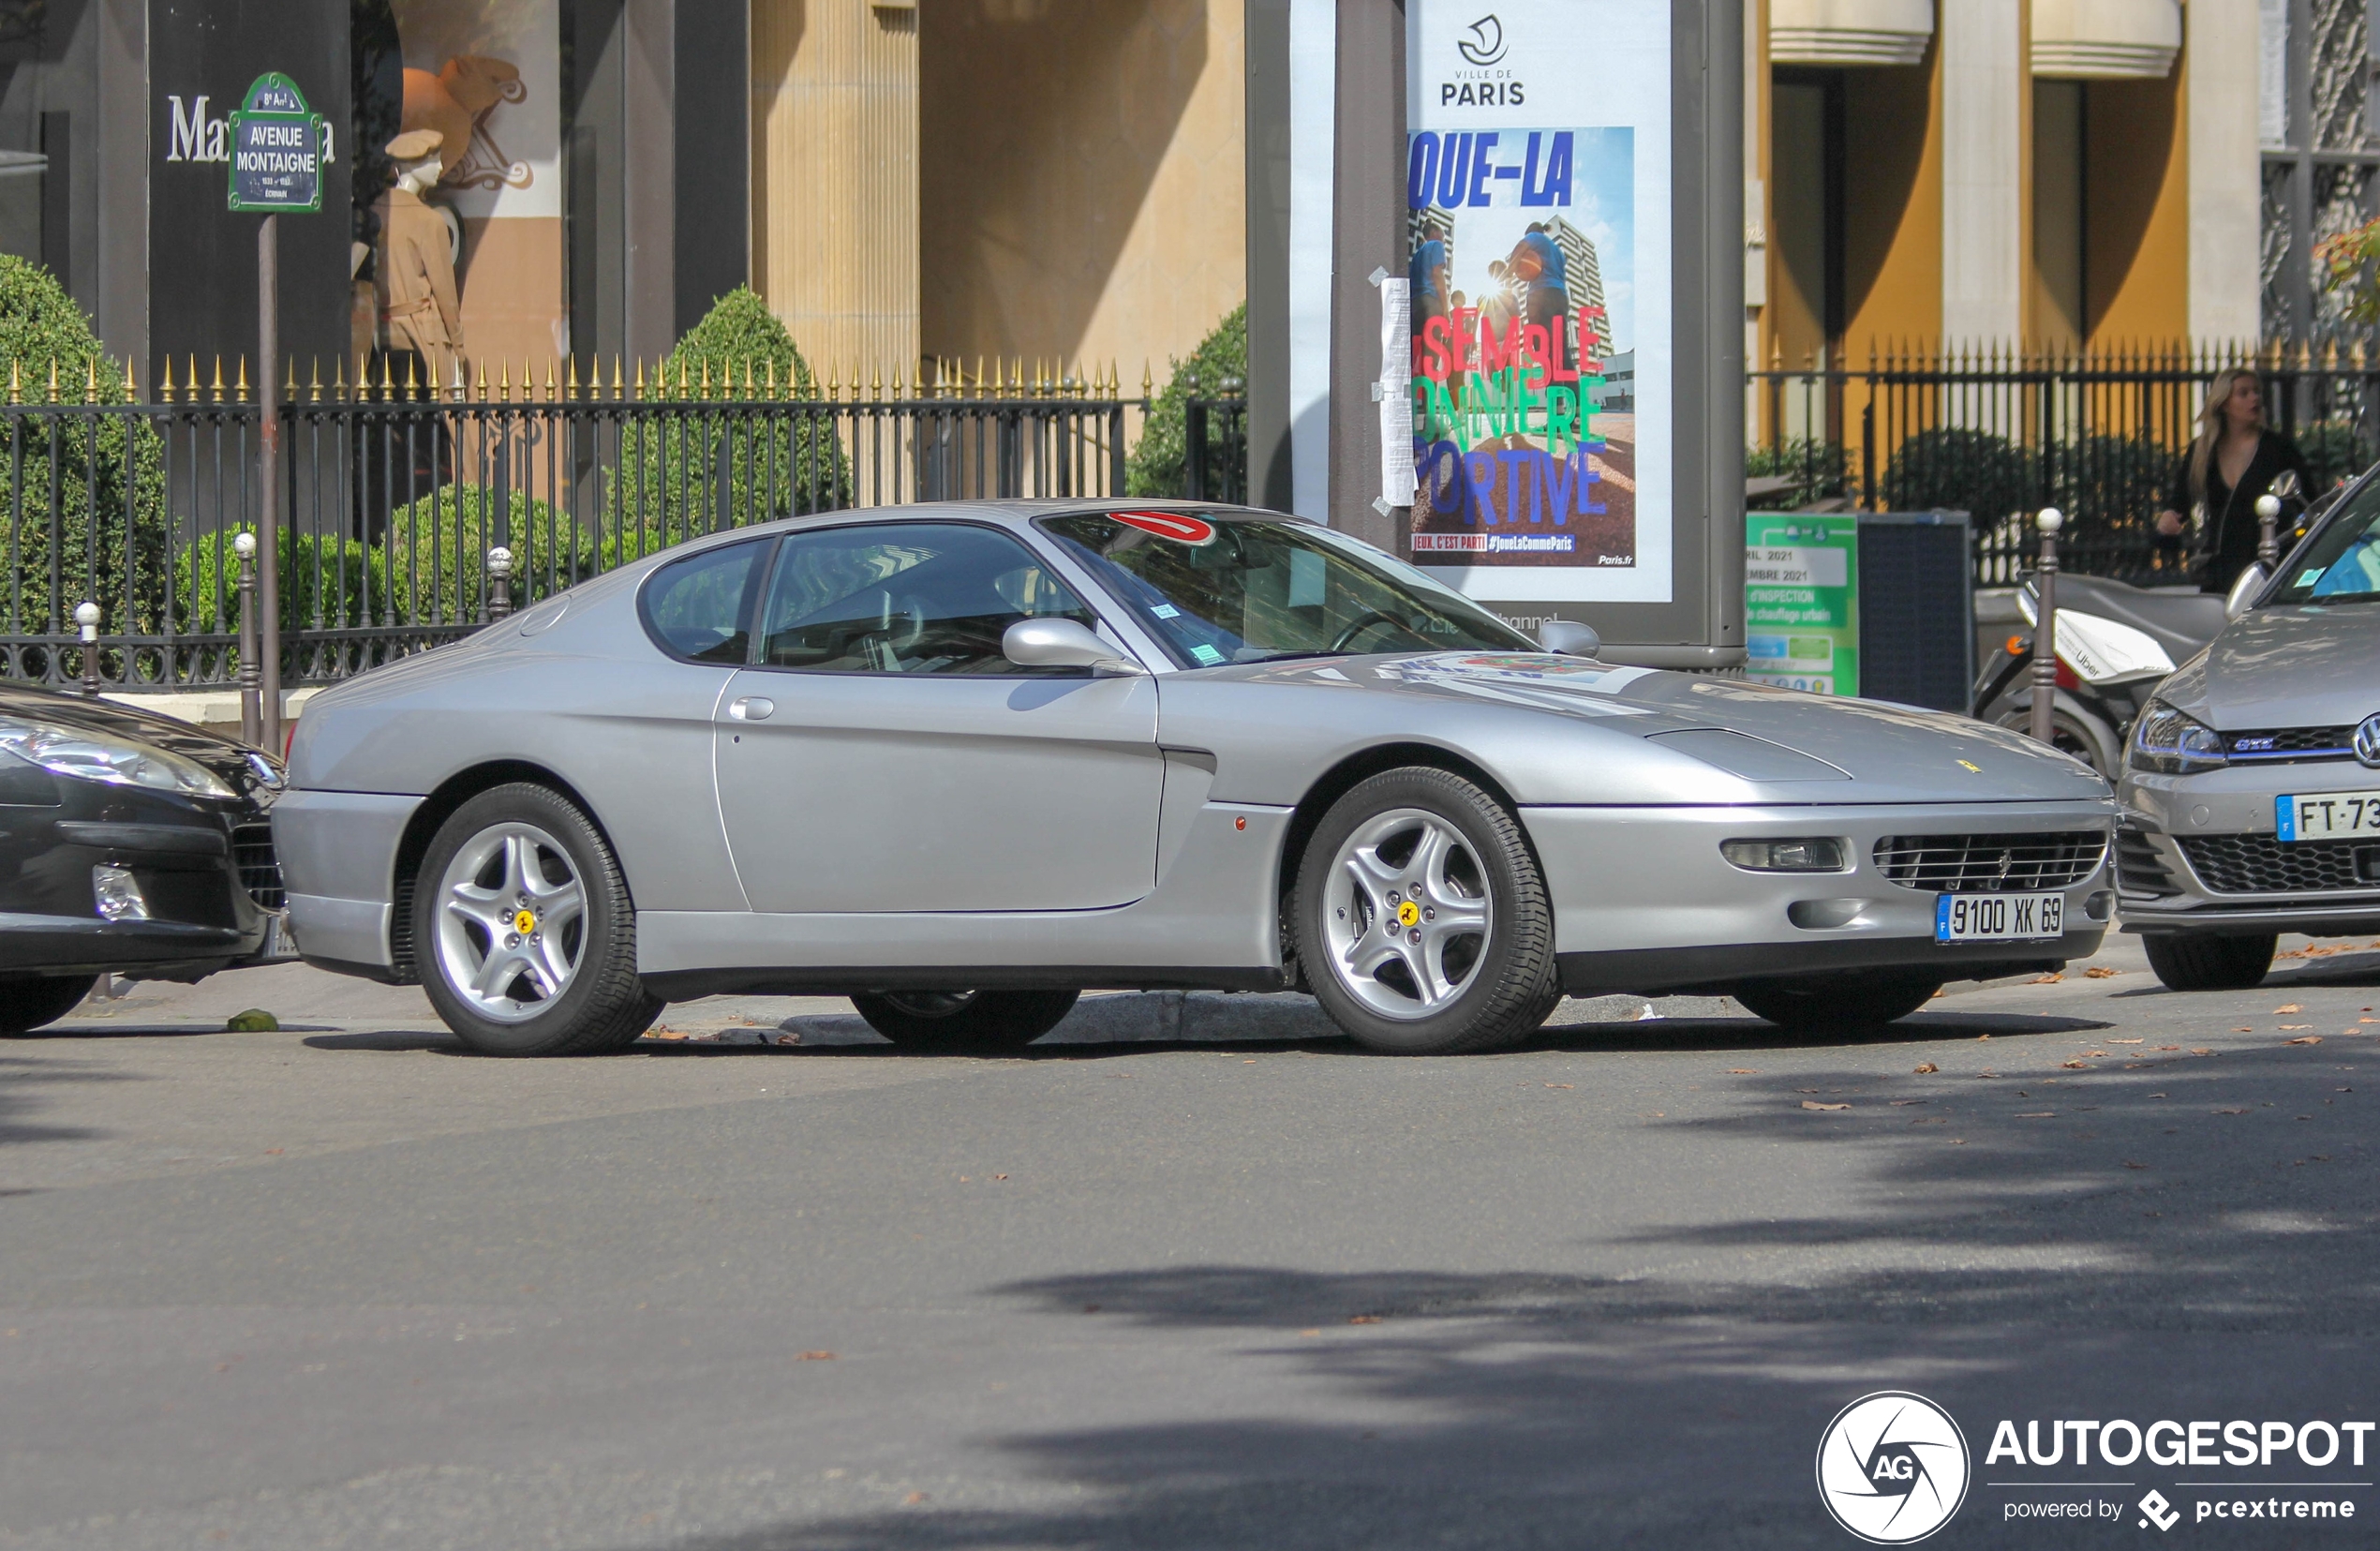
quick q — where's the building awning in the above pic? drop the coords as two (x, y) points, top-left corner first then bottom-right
(1770, 0), (1934, 68)
(2030, 0), (2181, 81)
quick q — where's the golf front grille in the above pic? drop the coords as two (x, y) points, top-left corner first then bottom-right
(1872, 832), (2107, 892)
(2224, 726), (2357, 763)
(231, 823), (286, 910)
(2178, 834), (2380, 895)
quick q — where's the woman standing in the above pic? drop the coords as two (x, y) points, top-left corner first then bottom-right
(2156, 368), (2313, 593)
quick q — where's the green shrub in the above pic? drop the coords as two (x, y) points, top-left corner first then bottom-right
(0, 255), (168, 635)
(1127, 304), (1247, 499)
(175, 528), (379, 634)
(380, 484), (585, 624)
(1880, 426), (2040, 525)
(608, 287), (846, 540)
(2297, 419), (2366, 494)
(1745, 437), (1849, 509)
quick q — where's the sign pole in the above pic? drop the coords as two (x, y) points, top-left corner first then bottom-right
(258, 211), (282, 753)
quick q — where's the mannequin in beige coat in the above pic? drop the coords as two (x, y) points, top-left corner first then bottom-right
(373, 128), (466, 393)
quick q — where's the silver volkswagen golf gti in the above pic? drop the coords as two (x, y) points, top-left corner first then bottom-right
(2120, 471), (2380, 989)
(274, 503), (2116, 1056)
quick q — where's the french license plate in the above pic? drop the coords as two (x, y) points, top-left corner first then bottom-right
(2275, 792), (2380, 842)
(1935, 892), (2064, 944)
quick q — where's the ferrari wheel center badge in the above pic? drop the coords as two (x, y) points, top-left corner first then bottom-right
(514, 909), (538, 934)
(1396, 900), (1421, 929)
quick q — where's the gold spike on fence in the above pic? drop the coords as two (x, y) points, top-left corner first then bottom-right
(156, 357), (171, 403)
(307, 359), (320, 404)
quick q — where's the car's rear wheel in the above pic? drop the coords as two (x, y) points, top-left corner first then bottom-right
(0, 974), (97, 1035)
(1734, 972), (1943, 1035)
(415, 783), (663, 1056)
(850, 990), (1079, 1051)
(1296, 768), (1559, 1054)
(2142, 932), (2276, 992)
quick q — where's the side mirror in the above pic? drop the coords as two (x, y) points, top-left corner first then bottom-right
(1538, 619), (1601, 658)
(2269, 469), (2302, 501)
(2224, 561), (2268, 621)
(1002, 617), (1147, 676)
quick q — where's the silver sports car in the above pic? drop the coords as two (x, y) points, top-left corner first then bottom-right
(2118, 470), (2380, 991)
(274, 502), (2117, 1056)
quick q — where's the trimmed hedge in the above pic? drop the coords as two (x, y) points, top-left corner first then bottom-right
(1127, 304), (1247, 499)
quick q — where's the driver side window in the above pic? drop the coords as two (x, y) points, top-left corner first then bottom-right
(755, 522), (1100, 675)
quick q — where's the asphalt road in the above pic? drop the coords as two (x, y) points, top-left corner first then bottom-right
(4, 934), (2378, 1549)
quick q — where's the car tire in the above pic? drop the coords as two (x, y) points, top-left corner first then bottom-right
(850, 990), (1079, 1051)
(2141, 932), (2276, 992)
(414, 783), (663, 1056)
(1734, 972), (1943, 1035)
(0, 974), (97, 1035)
(1295, 767), (1559, 1055)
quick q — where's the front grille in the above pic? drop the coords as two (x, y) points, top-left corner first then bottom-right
(2225, 726), (2357, 763)
(1873, 832), (2107, 892)
(2116, 827), (2177, 897)
(231, 822), (285, 910)
(2179, 834), (2380, 895)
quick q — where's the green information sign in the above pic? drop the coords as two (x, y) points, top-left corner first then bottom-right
(227, 72), (329, 214)
(1745, 513), (1859, 696)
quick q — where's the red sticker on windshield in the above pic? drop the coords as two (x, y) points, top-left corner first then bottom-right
(1110, 510), (1215, 544)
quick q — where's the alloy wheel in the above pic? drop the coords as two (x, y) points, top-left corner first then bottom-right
(433, 821), (588, 1023)
(1319, 807), (1493, 1020)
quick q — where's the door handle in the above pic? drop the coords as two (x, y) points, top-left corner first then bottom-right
(728, 695), (775, 722)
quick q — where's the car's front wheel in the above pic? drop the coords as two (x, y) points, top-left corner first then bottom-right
(1295, 768), (1561, 1054)
(850, 990), (1079, 1051)
(415, 783), (663, 1056)
(1734, 972), (1943, 1034)
(0, 974), (97, 1035)
(2142, 932), (2276, 992)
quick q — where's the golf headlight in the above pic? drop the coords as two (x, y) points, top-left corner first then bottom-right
(2128, 702), (2226, 776)
(0, 716), (235, 798)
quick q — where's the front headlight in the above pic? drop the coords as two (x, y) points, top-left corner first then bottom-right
(0, 716), (236, 799)
(2128, 702), (2227, 776)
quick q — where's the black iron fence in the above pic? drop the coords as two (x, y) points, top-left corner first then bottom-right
(1752, 343), (2380, 584)
(1, 368), (1146, 693)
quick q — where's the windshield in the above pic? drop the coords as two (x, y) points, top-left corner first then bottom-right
(1035, 511), (1535, 666)
(2269, 477), (2380, 604)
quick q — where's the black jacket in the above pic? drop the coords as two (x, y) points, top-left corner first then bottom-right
(2164, 429), (2313, 593)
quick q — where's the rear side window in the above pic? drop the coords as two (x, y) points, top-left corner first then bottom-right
(641, 540), (766, 663)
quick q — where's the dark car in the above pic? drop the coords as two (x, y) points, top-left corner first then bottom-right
(0, 683), (291, 1033)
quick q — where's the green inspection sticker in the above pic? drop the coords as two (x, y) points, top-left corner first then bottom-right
(1745, 513), (1859, 696)
(1189, 643), (1225, 665)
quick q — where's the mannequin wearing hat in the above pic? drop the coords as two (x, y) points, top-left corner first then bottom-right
(373, 128), (466, 393)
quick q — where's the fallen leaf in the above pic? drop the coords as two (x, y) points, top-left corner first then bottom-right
(2110, 1038), (2143, 1044)
(1802, 1100), (1851, 1111)
(2234, 1028), (2254, 1034)
(1977, 1033), (1991, 1041)
(796, 1350), (837, 1361)
(2287, 1036), (2323, 1046)
(1082, 1305), (1101, 1313)
(1977, 1070), (2000, 1079)
(2338, 1087), (2354, 1093)
(2084, 1051), (2109, 1057)
(1725, 1068), (1758, 1075)
(1544, 1082), (1574, 1089)
(2122, 1161), (2147, 1170)
(1890, 1098), (1928, 1106)
(2193, 1049), (2213, 1055)
(904, 1492), (928, 1505)
(262, 1148), (282, 1156)
(2016, 1111), (2057, 1118)
(2281, 1025), (2313, 1031)
(1299, 1328), (1322, 1337)
(1796, 1088), (1819, 1094)
(2158, 1045), (2180, 1051)
(1950, 1138), (1967, 1144)
(2149, 1093), (2168, 1098)
(2085, 966), (2120, 978)
(993, 1173), (1008, 1180)
(774, 1033), (801, 1046)
(2275, 1004), (2302, 1013)
(2213, 1108), (2249, 1115)
(2031, 973), (2065, 984)
(1913, 1062), (1939, 1074)
(1348, 1315), (1381, 1324)
(2060, 1061), (2090, 1069)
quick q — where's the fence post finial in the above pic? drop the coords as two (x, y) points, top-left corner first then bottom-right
(283, 357), (297, 400)
(333, 354), (346, 400)
(123, 358), (136, 403)
(236, 356), (250, 402)
(153, 356), (167, 404)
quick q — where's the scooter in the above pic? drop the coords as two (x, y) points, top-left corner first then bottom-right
(1970, 574), (2226, 777)
(1971, 477), (2319, 777)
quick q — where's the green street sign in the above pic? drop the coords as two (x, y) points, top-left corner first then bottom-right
(1745, 512), (1861, 697)
(227, 72), (330, 213)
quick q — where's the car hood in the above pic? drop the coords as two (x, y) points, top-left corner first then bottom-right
(2153, 604), (2380, 731)
(1219, 651), (2109, 803)
(0, 681), (276, 799)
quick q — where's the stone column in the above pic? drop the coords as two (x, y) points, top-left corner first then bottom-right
(1940, 0), (2025, 344)
(2187, 0), (2261, 345)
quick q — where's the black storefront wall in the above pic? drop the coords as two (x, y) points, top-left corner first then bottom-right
(148, 1), (350, 394)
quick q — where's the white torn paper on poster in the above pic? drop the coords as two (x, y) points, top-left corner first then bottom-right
(1376, 275), (1417, 510)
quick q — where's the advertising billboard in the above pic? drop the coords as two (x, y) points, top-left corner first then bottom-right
(1406, 6), (1672, 605)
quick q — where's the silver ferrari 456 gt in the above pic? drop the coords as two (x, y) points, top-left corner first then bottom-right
(274, 502), (2117, 1056)
(2119, 470), (2380, 991)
